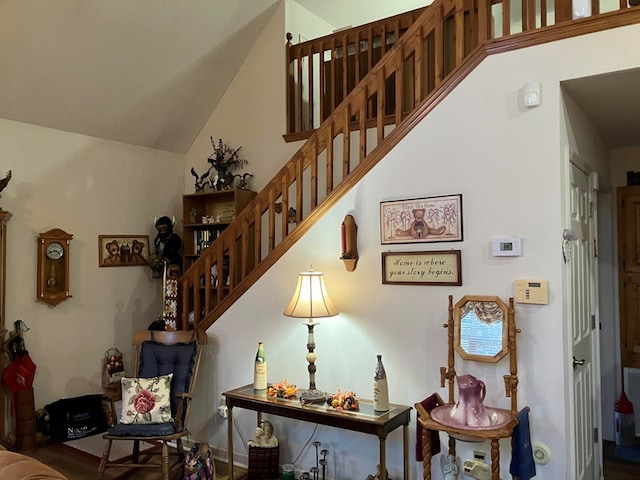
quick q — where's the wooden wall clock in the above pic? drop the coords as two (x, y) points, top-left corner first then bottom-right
(37, 228), (72, 307)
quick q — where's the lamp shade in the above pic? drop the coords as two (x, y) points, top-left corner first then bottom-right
(283, 270), (339, 319)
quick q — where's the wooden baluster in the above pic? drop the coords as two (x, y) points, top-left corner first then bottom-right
(413, 27), (423, 106)
(325, 122), (334, 194)
(478, 0), (489, 41)
(307, 44), (314, 130)
(296, 47), (303, 132)
(502, 0), (511, 37)
(523, 0), (536, 31)
(354, 31), (361, 87)
(253, 200), (262, 267)
(203, 254), (212, 321)
(395, 44), (404, 125)
(281, 171), (289, 239)
(358, 86), (367, 165)
(319, 41), (326, 123)
(295, 156), (303, 222)
(267, 188), (276, 253)
(342, 104), (351, 180)
(540, 0), (548, 27)
(309, 137), (318, 209)
(286, 33), (294, 134)
(377, 69), (385, 143)
(455, 0), (464, 66)
(341, 34), (348, 104)
(330, 38), (337, 113)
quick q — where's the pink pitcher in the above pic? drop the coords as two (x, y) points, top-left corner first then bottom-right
(448, 374), (491, 428)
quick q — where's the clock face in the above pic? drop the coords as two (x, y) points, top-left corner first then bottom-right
(46, 242), (64, 260)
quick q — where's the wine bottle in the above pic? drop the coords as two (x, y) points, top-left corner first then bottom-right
(254, 342), (267, 390)
(373, 354), (389, 412)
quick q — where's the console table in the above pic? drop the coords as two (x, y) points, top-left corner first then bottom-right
(223, 384), (412, 480)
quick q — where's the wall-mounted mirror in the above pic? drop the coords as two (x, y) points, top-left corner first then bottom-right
(453, 295), (509, 363)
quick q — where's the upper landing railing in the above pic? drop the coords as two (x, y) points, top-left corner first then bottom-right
(285, 0), (639, 141)
(180, 0), (640, 331)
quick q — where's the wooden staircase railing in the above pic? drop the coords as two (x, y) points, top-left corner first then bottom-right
(179, 0), (640, 332)
(284, 0), (636, 140)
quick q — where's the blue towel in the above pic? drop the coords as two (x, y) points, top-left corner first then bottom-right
(510, 408), (536, 480)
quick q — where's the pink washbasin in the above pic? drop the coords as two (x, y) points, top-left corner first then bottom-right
(430, 405), (514, 441)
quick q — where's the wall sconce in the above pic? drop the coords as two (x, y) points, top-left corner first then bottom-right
(340, 214), (358, 272)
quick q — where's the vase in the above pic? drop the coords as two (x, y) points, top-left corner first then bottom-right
(448, 374), (491, 428)
(373, 354), (389, 412)
(254, 342), (267, 391)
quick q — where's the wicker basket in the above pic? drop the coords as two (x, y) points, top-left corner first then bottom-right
(248, 445), (279, 480)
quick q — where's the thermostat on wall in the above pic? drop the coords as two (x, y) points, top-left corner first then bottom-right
(491, 237), (522, 257)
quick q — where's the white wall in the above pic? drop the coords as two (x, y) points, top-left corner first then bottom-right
(0, 118), (183, 409)
(184, 1), (300, 196)
(186, 21), (640, 480)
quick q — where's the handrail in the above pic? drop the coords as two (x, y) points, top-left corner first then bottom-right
(179, 1), (640, 332)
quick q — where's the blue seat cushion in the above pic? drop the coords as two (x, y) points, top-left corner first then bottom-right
(108, 422), (176, 437)
(138, 340), (197, 415)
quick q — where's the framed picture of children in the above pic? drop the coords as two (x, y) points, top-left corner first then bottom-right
(98, 235), (150, 267)
(380, 194), (463, 244)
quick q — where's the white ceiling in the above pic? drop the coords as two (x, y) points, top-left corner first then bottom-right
(0, 0), (638, 154)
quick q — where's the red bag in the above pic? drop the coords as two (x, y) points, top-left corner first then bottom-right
(2, 352), (36, 414)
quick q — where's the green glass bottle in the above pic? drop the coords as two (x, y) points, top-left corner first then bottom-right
(254, 342), (267, 390)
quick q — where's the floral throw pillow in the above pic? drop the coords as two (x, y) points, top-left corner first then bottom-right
(120, 373), (173, 424)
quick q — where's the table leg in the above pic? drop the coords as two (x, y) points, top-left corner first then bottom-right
(422, 429), (432, 480)
(403, 424), (409, 480)
(379, 437), (387, 480)
(228, 405), (234, 480)
(490, 438), (500, 480)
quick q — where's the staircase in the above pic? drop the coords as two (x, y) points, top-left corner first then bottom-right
(178, 0), (640, 332)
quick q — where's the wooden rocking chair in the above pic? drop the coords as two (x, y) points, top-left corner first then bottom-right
(97, 329), (207, 480)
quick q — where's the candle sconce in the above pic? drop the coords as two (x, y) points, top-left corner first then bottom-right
(340, 214), (358, 272)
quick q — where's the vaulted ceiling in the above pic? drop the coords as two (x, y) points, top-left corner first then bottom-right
(0, 0), (638, 154)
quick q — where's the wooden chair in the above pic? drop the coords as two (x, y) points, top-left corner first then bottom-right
(97, 329), (207, 480)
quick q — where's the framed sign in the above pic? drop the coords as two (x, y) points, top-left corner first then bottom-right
(380, 194), (463, 244)
(98, 235), (150, 267)
(382, 250), (462, 286)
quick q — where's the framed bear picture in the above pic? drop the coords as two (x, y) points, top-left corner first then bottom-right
(380, 194), (463, 244)
(98, 235), (150, 267)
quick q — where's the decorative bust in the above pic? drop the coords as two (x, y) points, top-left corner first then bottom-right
(248, 420), (278, 448)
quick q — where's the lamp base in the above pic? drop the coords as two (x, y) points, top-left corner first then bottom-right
(300, 388), (326, 405)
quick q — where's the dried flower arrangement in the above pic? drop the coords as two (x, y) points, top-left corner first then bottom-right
(267, 379), (298, 399)
(326, 389), (359, 411)
(190, 137), (252, 192)
(207, 137), (248, 191)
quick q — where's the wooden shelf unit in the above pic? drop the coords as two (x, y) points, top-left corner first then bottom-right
(182, 189), (256, 271)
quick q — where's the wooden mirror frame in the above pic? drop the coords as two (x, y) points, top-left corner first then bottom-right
(453, 295), (509, 363)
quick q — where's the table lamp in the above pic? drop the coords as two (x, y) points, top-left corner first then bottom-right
(283, 268), (338, 404)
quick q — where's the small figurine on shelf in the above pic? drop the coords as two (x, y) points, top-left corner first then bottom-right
(190, 167), (211, 193)
(234, 172), (253, 190)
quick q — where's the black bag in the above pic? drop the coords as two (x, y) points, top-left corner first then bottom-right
(45, 394), (108, 442)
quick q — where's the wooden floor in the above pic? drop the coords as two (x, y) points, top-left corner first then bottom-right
(13, 438), (640, 479)
(22, 441), (247, 480)
(603, 440), (640, 480)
